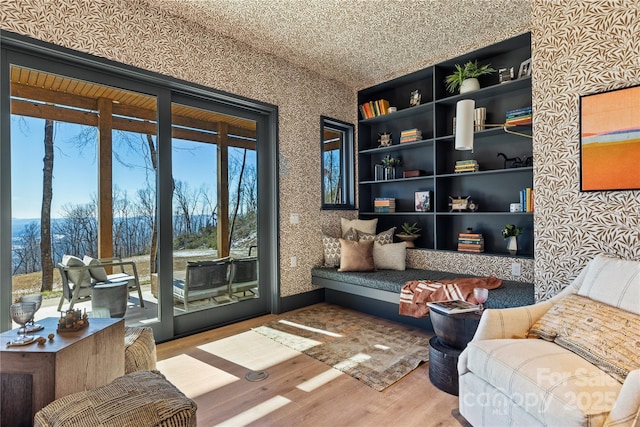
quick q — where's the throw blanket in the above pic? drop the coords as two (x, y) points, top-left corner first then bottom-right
(399, 276), (503, 318)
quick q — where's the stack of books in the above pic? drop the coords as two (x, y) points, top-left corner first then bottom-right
(458, 231), (484, 253)
(374, 197), (396, 213)
(359, 99), (390, 119)
(520, 187), (534, 212)
(454, 160), (479, 173)
(505, 106), (532, 126)
(400, 128), (423, 143)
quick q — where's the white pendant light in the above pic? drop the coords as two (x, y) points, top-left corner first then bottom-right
(455, 99), (475, 151)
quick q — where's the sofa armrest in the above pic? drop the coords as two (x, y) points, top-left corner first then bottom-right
(604, 369), (640, 427)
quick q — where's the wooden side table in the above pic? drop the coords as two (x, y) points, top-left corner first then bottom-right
(428, 309), (481, 395)
(1, 317), (124, 426)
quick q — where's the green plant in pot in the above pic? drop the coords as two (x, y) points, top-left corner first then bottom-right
(381, 155), (401, 180)
(445, 60), (496, 94)
(501, 223), (523, 255)
(396, 222), (422, 248)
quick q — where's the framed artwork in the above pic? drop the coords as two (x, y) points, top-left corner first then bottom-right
(580, 84), (640, 191)
(415, 191), (431, 212)
(518, 58), (531, 78)
(409, 90), (421, 107)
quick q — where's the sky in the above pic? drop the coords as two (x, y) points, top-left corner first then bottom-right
(10, 116), (220, 219)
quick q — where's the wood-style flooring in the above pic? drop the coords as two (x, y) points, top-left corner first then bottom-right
(157, 303), (464, 427)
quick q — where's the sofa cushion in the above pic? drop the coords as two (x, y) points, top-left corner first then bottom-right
(464, 339), (621, 427)
(82, 255), (108, 282)
(61, 255), (92, 289)
(576, 254), (640, 315)
(338, 238), (375, 272)
(529, 294), (640, 383)
(373, 241), (406, 270)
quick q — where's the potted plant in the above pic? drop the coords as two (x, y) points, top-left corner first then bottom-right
(381, 155), (402, 180)
(445, 60), (496, 94)
(396, 222), (421, 248)
(501, 224), (523, 255)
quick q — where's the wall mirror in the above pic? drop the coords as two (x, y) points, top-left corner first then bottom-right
(321, 116), (354, 209)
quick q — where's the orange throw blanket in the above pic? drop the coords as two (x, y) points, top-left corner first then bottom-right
(399, 276), (503, 318)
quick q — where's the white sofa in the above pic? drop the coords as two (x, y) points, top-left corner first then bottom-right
(458, 254), (640, 427)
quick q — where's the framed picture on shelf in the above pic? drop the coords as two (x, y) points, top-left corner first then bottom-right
(415, 191), (431, 212)
(580, 84), (640, 191)
(518, 58), (531, 78)
(409, 90), (421, 107)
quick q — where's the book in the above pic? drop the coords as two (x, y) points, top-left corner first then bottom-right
(427, 300), (480, 314)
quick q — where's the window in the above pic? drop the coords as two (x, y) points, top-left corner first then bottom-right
(321, 116), (354, 209)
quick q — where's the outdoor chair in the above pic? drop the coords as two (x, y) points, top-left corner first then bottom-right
(56, 254), (144, 312)
(229, 256), (258, 299)
(173, 258), (231, 311)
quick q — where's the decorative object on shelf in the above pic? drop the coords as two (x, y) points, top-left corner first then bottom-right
(410, 89), (421, 106)
(454, 160), (479, 173)
(458, 230), (484, 253)
(517, 58), (532, 78)
(510, 203), (523, 213)
(403, 169), (425, 178)
(455, 99), (475, 151)
(580, 84), (640, 191)
(374, 197), (396, 213)
(445, 60), (496, 94)
(414, 191), (431, 212)
(396, 222), (421, 248)
(57, 308), (89, 332)
(374, 164), (384, 181)
(387, 107), (397, 113)
(499, 67), (514, 83)
(505, 106), (532, 126)
(473, 288), (489, 312)
(474, 107), (487, 131)
(18, 293), (44, 333)
(448, 195), (478, 212)
(400, 128), (422, 143)
(378, 132), (392, 147)
(501, 223), (523, 255)
(381, 155), (401, 180)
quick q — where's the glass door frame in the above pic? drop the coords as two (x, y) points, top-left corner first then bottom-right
(0, 30), (280, 341)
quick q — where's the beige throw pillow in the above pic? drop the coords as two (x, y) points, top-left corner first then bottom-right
(321, 234), (342, 267)
(354, 227), (395, 245)
(83, 255), (108, 282)
(373, 241), (406, 270)
(340, 218), (377, 237)
(338, 239), (375, 272)
(61, 254), (92, 288)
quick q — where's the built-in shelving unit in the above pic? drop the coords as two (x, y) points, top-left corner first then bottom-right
(357, 32), (533, 258)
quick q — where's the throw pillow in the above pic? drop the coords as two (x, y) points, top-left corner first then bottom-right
(340, 218), (377, 237)
(82, 255), (108, 282)
(321, 234), (342, 267)
(354, 227), (396, 245)
(373, 241), (406, 270)
(528, 293), (640, 383)
(61, 254), (92, 288)
(338, 239), (375, 272)
(576, 254), (640, 315)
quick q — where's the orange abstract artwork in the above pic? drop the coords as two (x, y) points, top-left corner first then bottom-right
(581, 85), (640, 191)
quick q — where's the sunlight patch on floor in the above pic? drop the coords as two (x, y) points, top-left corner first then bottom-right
(198, 330), (302, 371)
(277, 319), (342, 338)
(252, 326), (322, 352)
(214, 395), (291, 427)
(374, 344), (390, 350)
(333, 353), (371, 370)
(296, 368), (344, 392)
(157, 354), (238, 398)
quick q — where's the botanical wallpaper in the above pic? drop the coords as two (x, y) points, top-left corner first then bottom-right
(2, 0), (639, 302)
(531, 0), (640, 300)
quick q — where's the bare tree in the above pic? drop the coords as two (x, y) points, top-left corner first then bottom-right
(228, 149), (247, 247)
(13, 222), (41, 274)
(40, 119), (54, 291)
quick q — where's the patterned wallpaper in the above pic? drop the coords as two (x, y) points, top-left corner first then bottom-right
(3, 0), (639, 302)
(531, 0), (640, 300)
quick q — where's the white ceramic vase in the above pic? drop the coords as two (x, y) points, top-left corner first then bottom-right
(460, 78), (480, 94)
(507, 236), (518, 255)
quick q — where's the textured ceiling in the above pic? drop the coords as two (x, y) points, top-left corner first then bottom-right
(146, 0), (531, 89)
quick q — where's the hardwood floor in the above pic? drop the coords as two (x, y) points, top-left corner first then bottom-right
(157, 303), (464, 427)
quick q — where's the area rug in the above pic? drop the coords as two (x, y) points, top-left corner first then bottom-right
(253, 304), (431, 391)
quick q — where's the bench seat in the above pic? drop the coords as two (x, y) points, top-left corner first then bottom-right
(311, 267), (534, 309)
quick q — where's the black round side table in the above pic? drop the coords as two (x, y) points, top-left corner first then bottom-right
(428, 308), (482, 395)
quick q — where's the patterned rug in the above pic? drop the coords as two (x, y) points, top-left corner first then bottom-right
(253, 304), (431, 391)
